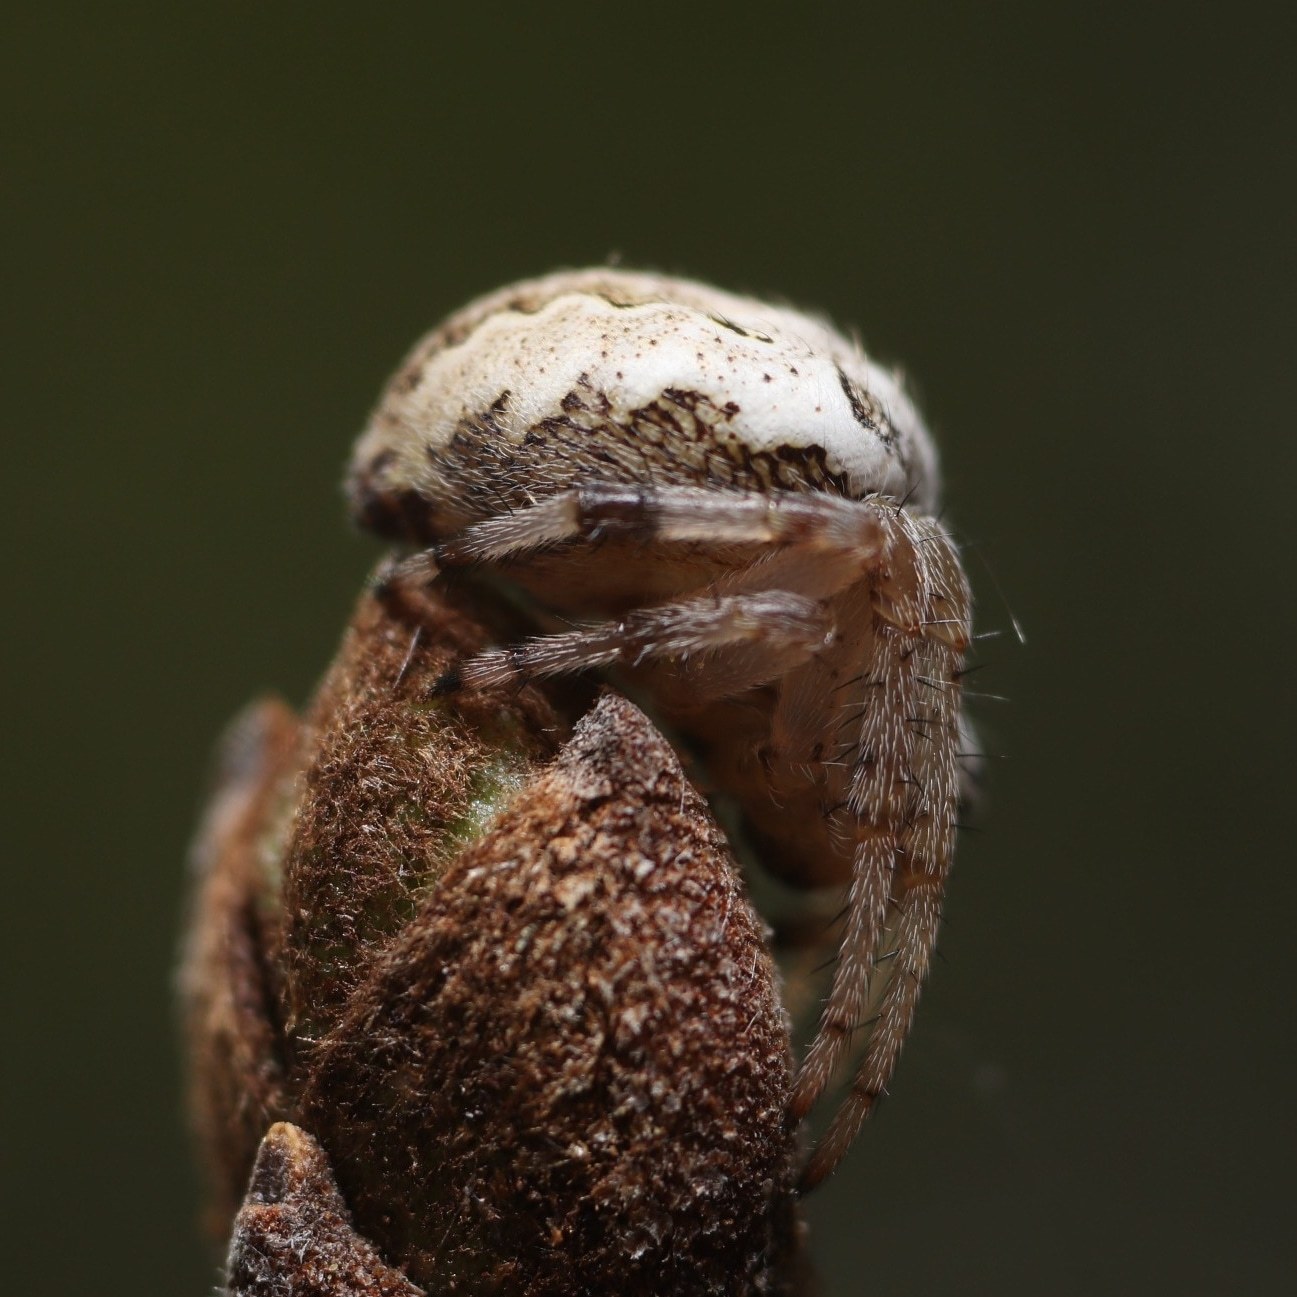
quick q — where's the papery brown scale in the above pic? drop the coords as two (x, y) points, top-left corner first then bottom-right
(225, 1123), (423, 1297)
(180, 697), (299, 1234)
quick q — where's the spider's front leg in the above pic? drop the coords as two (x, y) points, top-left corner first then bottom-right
(433, 482), (891, 569)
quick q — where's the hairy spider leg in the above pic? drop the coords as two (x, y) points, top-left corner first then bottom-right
(446, 590), (835, 693)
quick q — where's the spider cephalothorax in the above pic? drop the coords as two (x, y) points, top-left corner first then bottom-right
(348, 269), (973, 1188)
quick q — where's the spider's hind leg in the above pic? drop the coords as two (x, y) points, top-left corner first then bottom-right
(790, 513), (971, 1189)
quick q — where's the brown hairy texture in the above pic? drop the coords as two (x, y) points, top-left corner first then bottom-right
(183, 580), (805, 1295)
(298, 694), (799, 1296)
(278, 582), (569, 1044)
(180, 698), (300, 1234)
(226, 1123), (423, 1297)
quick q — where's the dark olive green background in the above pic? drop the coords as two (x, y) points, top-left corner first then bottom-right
(4, 3), (1293, 1294)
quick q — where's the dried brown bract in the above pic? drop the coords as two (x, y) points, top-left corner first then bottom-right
(226, 1123), (423, 1297)
(182, 580), (804, 1296)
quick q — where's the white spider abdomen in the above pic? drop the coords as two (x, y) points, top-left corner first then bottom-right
(349, 269), (940, 541)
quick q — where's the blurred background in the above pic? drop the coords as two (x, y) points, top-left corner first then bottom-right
(3, 3), (1293, 1294)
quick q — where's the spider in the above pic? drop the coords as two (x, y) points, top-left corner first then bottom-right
(346, 269), (974, 1189)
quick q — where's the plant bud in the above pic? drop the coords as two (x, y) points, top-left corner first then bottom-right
(182, 580), (805, 1296)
